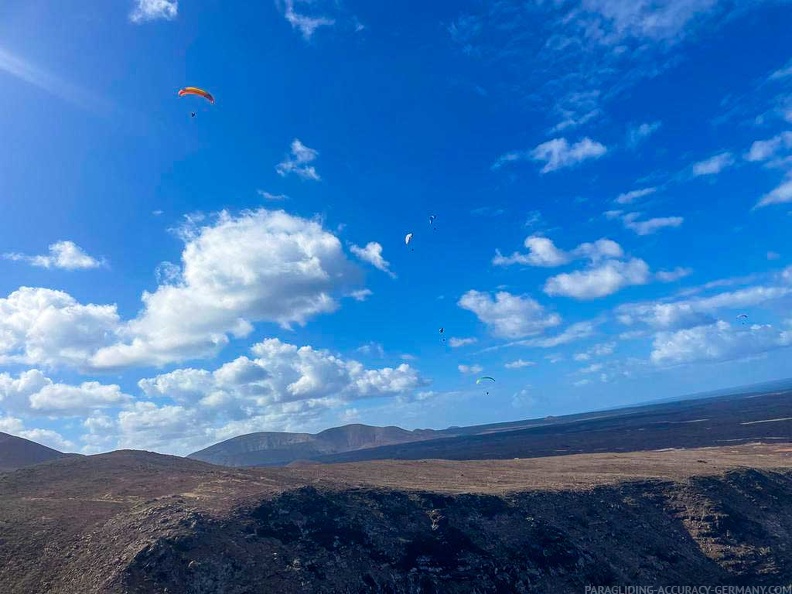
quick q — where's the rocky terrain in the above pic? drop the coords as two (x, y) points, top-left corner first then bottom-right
(1, 443), (791, 593)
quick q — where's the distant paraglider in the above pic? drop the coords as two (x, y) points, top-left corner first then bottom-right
(429, 215), (437, 230)
(405, 232), (414, 252)
(476, 375), (495, 395)
(737, 313), (749, 325)
(178, 87), (215, 104)
(439, 327), (445, 343)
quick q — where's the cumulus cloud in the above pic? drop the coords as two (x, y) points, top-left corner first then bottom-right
(692, 152), (735, 176)
(0, 369), (130, 416)
(494, 236), (622, 268)
(504, 359), (535, 369)
(281, 0), (335, 40)
(449, 337), (477, 348)
(275, 139), (321, 181)
(545, 258), (651, 300)
(493, 236), (570, 267)
(0, 288), (121, 369)
(89, 209), (361, 369)
(350, 242), (395, 278)
(4, 241), (104, 270)
(651, 321), (792, 366)
(107, 337), (428, 453)
(457, 364), (483, 375)
(615, 187), (656, 205)
(129, 0), (177, 23)
(626, 121), (661, 148)
(140, 338), (425, 406)
(458, 290), (561, 338)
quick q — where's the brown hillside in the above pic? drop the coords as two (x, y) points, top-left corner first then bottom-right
(0, 443), (790, 593)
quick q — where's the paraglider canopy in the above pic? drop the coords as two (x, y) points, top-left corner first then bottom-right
(476, 376), (495, 384)
(736, 314), (748, 319)
(178, 87), (215, 104)
(405, 233), (413, 245)
(429, 215), (436, 225)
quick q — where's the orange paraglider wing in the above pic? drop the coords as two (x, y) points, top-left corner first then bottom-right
(178, 87), (215, 104)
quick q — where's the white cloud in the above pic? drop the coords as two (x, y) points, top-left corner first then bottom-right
(90, 209), (360, 369)
(130, 0), (178, 23)
(18, 428), (74, 451)
(626, 121), (661, 148)
(258, 190), (289, 201)
(112, 338), (428, 453)
(449, 337), (477, 348)
(350, 242), (395, 278)
(767, 251), (781, 261)
(281, 0), (335, 40)
(458, 364), (483, 375)
(615, 187), (656, 204)
(529, 137), (608, 173)
(517, 321), (598, 348)
(494, 236), (622, 268)
(579, 363), (604, 374)
(0, 288), (121, 370)
(458, 290), (561, 338)
(755, 173), (792, 209)
(620, 212), (684, 236)
(656, 267), (693, 282)
(651, 321), (792, 366)
(356, 342), (385, 358)
(692, 152), (735, 176)
(504, 359), (535, 369)
(545, 258), (651, 300)
(450, 1), (750, 133)
(0, 369), (130, 416)
(350, 289), (373, 301)
(617, 285), (792, 331)
(493, 236), (570, 267)
(275, 139), (321, 181)
(573, 341), (615, 361)
(744, 132), (792, 163)
(4, 241), (104, 270)
(140, 338), (426, 406)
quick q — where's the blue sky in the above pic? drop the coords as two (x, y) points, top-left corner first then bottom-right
(1, 0), (791, 455)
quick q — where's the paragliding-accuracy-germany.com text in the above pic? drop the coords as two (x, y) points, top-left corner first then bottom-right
(584, 586), (792, 594)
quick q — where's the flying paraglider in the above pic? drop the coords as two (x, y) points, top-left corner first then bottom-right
(476, 376), (495, 395)
(737, 313), (748, 325)
(405, 232), (414, 252)
(178, 87), (215, 103)
(439, 327), (445, 342)
(429, 215), (437, 230)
